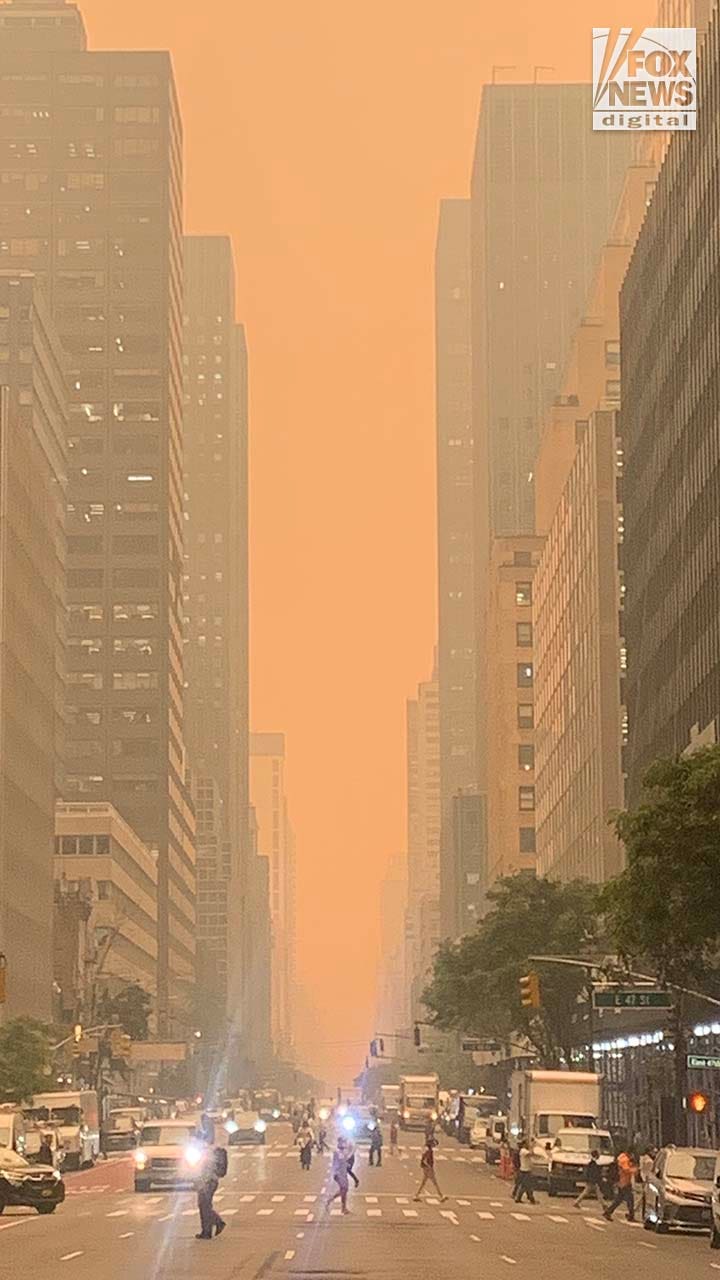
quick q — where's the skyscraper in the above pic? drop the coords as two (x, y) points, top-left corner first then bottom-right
(471, 85), (630, 896)
(182, 236), (250, 1046)
(621, 7), (720, 802)
(250, 733), (296, 1062)
(435, 199), (477, 941)
(0, 271), (67, 1020)
(403, 661), (440, 1018)
(0, 0), (196, 1031)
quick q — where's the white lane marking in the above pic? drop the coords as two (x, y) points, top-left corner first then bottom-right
(268, 1151), (283, 1158)
(367, 1209), (382, 1217)
(426, 1197), (439, 1205)
(182, 1209), (196, 1217)
(457, 1199), (471, 1206)
(330, 1208), (342, 1216)
(146, 1196), (162, 1203)
(272, 1195), (286, 1202)
(365, 1196), (378, 1203)
(157, 1213), (173, 1222)
(440, 1210), (459, 1224)
(294, 1208), (311, 1216)
(396, 1196), (409, 1204)
(547, 1215), (568, 1223)
(584, 1219), (605, 1231)
(119, 1232), (134, 1239)
(477, 1212), (495, 1220)
(296, 1231), (305, 1238)
(257, 1207), (274, 1216)
(284, 1251), (296, 1261)
(0, 1220), (31, 1232)
(303, 1194), (317, 1202)
(501, 1257), (518, 1267)
(490, 1201), (504, 1207)
(240, 1194), (256, 1202)
(61, 1253), (84, 1262)
(402, 1209), (418, 1217)
(106, 1210), (128, 1218)
(285, 1152), (296, 1158)
(223, 1208), (239, 1216)
(511, 1213), (530, 1221)
(470, 1233), (481, 1241)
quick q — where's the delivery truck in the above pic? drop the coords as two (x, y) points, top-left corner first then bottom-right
(509, 1070), (604, 1184)
(399, 1074), (439, 1131)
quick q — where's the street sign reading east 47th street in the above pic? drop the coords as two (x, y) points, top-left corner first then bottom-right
(592, 987), (673, 1010)
(688, 1054), (720, 1070)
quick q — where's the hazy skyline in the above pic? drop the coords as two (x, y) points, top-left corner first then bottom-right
(78, 0), (653, 1081)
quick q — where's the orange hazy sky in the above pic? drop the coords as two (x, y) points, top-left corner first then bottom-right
(81, 0), (652, 1083)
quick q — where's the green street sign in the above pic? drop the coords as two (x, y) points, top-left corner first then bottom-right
(688, 1054), (720, 1070)
(592, 988), (673, 1009)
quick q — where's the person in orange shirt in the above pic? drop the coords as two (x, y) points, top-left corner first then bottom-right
(603, 1149), (638, 1222)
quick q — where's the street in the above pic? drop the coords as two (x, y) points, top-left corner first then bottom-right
(0, 1126), (716, 1279)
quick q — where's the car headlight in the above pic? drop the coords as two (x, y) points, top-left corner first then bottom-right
(431, 1111), (438, 1121)
(184, 1144), (204, 1168)
(254, 1120), (267, 1134)
(342, 1116), (356, 1132)
(52, 1169), (61, 1182)
(272, 1109), (281, 1119)
(368, 1121), (376, 1131)
(403, 1110), (410, 1120)
(319, 1107), (330, 1122)
(134, 1150), (148, 1169)
(337, 1105), (348, 1118)
(224, 1120), (239, 1135)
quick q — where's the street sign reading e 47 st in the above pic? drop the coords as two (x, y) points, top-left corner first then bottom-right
(592, 988), (673, 1009)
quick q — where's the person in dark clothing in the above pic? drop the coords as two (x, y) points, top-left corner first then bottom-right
(195, 1147), (226, 1240)
(603, 1150), (638, 1222)
(197, 1112), (216, 1145)
(414, 1135), (448, 1202)
(368, 1125), (383, 1166)
(574, 1150), (606, 1208)
(345, 1138), (360, 1187)
(37, 1134), (54, 1167)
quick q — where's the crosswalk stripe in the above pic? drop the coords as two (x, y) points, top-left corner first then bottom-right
(367, 1209), (382, 1217)
(548, 1215), (568, 1223)
(477, 1211), (495, 1220)
(272, 1195), (286, 1202)
(257, 1208), (274, 1216)
(511, 1213), (530, 1221)
(402, 1209), (418, 1217)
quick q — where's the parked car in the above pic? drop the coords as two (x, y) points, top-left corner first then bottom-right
(0, 1148), (65, 1215)
(484, 1116), (508, 1166)
(644, 1145), (715, 1233)
(469, 1116), (490, 1150)
(133, 1120), (205, 1192)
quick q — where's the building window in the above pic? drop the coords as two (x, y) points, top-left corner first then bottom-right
(605, 339), (620, 367)
(517, 703), (534, 729)
(513, 550), (532, 566)
(518, 744), (534, 771)
(516, 622), (532, 647)
(606, 379), (621, 399)
(519, 786), (535, 812)
(96, 881), (111, 901)
(516, 581), (532, 606)
(517, 663), (534, 688)
(519, 827), (536, 854)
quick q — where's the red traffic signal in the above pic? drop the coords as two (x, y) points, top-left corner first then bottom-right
(688, 1091), (709, 1114)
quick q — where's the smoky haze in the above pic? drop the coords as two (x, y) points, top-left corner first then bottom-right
(78, 0), (653, 1082)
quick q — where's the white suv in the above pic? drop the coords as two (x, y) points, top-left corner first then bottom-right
(644, 1145), (715, 1233)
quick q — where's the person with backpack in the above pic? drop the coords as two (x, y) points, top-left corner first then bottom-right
(573, 1149), (606, 1209)
(195, 1143), (227, 1240)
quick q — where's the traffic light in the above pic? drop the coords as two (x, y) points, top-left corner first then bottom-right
(73, 1022), (83, 1044)
(519, 972), (541, 1009)
(413, 1024), (421, 1048)
(688, 1091), (709, 1115)
(110, 1029), (132, 1059)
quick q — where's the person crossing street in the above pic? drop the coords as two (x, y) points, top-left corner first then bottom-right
(413, 1134), (448, 1202)
(513, 1141), (537, 1205)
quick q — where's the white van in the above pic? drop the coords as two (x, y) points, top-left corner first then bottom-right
(0, 1107), (27, 1155)
(25, 1091), (100, 1170)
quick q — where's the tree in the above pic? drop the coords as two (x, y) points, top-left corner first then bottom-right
(422, 873), (601, 1066)
(602, 745), (720, 1142)
(0, 1017), (51, 1102)
(97, 984), (151, 1041)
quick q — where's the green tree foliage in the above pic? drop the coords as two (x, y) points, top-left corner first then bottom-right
(422, 873), (600, 1066)
(602, 746), (720, 988)
(97, 984), (151, 1041)
(0, 1017), (51, 1102)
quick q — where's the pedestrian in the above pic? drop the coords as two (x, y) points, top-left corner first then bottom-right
(389, 1118), (399, 1156)
(498, 1137), (513, 1181)
(296, 1121), (314, 1170)
(197, 1112), (216, 1145)
(326, 1138), (350, 1214)
(368, 1123), (383, 1167)
(195, 1145), (226, 1240)
(317, 1122), (328, 1153)
(37, 1133), (54, 1167)
(639, 1145), (656, 1216)
(345, 1137), (360, 1188)
(513, 1141), (537, 1205)
(413, 1135), (448, 1202)
(603, 1149), (638, 1222)
(510, 1144), (521, 1197)
(573, 1149), (606, 1209)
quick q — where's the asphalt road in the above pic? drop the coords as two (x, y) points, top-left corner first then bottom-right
(0, 1124), (717, 1278)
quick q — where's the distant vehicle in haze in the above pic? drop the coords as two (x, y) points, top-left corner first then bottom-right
(339, 1106), (379, 1145)
(483, 1115), (509, 1165)
(449, 1093), (501, 1146)
(225, 1109), (267, 1146)
(398, 1074), (439, 1131)
(380, 1084), (400, 1118)
(24, 1091), (100, 1171)
(0, 1148), (65, 1215)
(133, 1119), (205, 1192)
(253, 1088), (282, 1121)
(103, 1107), (144, 1153)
